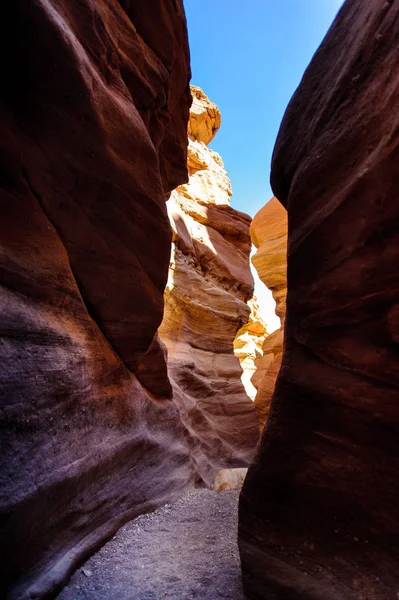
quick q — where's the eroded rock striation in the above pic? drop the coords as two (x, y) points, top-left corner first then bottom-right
(250, 197), (287, 429)
(159, 87), (259, 484)
(0, 2), (193, 598)
(240, 2), (399, 599)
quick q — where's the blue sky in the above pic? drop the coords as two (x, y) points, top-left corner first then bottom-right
(184, 0), (344, 217)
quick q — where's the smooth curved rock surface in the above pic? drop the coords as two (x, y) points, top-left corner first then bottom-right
(250, 198), (287, 429)
(0, 2), (192, 598)
(240, 2), (399, 599)
(159, 87), (259, 484)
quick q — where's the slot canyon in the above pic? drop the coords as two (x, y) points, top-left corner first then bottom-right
(0, 1), (398, 600)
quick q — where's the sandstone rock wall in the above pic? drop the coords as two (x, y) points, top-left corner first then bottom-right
(250, 197), (287, 428)
(0, 3), (193, 598)
(239, 1), (399, 598)
(234, 298), (267, 401)
(159, 86), (259, 484)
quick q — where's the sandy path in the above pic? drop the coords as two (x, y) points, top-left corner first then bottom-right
(57, 489), (246, 600)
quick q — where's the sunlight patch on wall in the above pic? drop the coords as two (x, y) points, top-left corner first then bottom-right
(250, 246), (280, 334)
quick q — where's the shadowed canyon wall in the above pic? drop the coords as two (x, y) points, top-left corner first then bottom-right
(250, 197), (287, 429)
(0, 4), (258, 599)
(159, 86), (259, 484)
(239, 1), (399, 599)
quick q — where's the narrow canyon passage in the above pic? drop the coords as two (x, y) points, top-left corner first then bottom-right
(58, 490), (245, 600)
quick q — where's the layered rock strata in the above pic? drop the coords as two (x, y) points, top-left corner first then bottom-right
(0, 3), (192, 598)
(159, 86), (259, 483)
(250, 197), (287, 428)
(240, 2), (399, 599)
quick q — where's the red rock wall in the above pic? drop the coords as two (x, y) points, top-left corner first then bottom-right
(0, 2), (194, 598)
(239, 1), (399, 598)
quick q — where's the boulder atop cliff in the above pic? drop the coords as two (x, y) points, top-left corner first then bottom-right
(188, 85), (221, 145)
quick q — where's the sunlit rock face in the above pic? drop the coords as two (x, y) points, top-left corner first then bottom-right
(0, 2), (193, 598)
(188, 85), (221, 147)
(239, 2), (399, 599)
(178, 86), (232, 207)
(250, 197), (287, 428)
(159, 87), (259, 484)
(214, 468), (248, 492)
(234, 298), (268, 401)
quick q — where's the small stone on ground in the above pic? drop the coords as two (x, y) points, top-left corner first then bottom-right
(57, 489), (246, 600)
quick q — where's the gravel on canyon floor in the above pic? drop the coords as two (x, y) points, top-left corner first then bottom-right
(57, 489), (246, 600)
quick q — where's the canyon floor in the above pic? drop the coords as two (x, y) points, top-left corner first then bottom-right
(58, 489), (246, 600)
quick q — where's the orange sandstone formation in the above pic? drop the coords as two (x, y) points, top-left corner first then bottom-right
(159, 87), (259, 483)
(250, 198), (287, 428)
(239, 2), (399, 599)
(234, 298), (268, 401)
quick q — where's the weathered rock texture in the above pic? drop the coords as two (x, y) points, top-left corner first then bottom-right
(234, 298), (267, 401)
(159, 87), (259, 483)
(240, 2), (399, 599)
(250, 198), (287, 428)
(0, 2), (194, 598)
